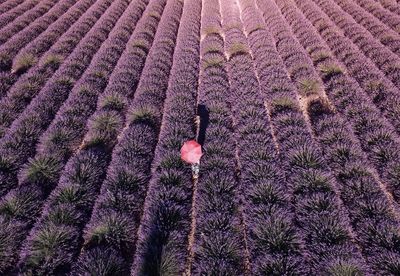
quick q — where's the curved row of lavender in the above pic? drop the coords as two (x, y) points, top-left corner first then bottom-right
(302, 0), (400, 136)
(0, 0), (97, 100)
(354, 0), (400, 31)
(376, 0), (400, 16)
(0, 0), (79, 72)
(268, 0), (400, 272)
(0, 0), (134, 272)
(221, 0), (306, 273)
(0, 0), (90, 100)
(0, 0), (400, 274)
(189, 0), (246, 273)
(14, 0), (149, 230)
(291, 0), (400, 210)
(71, 0), (183, 273)
(0, 0), (59, 49)
(0, 0), (40, 30)
(14, 0), (176, 272)
(0, 0), (25, 15)
(312, 0), (400, 89)
(0, 0), (115, 137)
(257, 1), (368, 274)
(332, 0), (400, 56)
(11, 0), (96, 75)
(235, 0), (365, 273)
(130, 0), (201, 274)
(223, 1), (308, 272)
(0, 0), (124, 197)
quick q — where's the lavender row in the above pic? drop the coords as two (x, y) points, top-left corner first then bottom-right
(276, 0), (400, 271)
(15, 0), (148, 202)
(16, 1), (175, 272)
(0, 0), (59, 50)
(0, 0), (78, 73)
(354, 0), (400, 32)
(0, 0), (130, 197)
(280, 0), (400, 187)
(0, 72), (15, 99)
(222, 0), (307, 274)
(0, 1), (131, 271)
(190, 0), (246, 274)
(11, 0), (148, 251)
(0, 0), (24, 14)
(247, 1), (340, 275)
(292, 0), (400, 205)
(332, 0), (400, 57)
(130, 0), (201, 274)
(2, 0), (96, 96)
(252, 0), (369, 272)
(0, 0), (114, 139)
(288, 0), (400, 137)
(311, 0), (400, 89)
(0, 0), (40, 29)
(282, 0), (400, 132)
(72, 1), (183, 273)
(307, 100), (400, 274)
(225, 1), (310, 275)
(12, 0), (97, 74)
(376, 0), (400, 15)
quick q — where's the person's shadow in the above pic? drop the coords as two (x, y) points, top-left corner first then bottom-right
(197, 104), (209, 146)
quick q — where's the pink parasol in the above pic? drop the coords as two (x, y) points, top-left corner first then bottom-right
(181, 140), (203, 164)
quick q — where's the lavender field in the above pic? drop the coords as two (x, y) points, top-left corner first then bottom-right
(1, 0), (400, 274)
